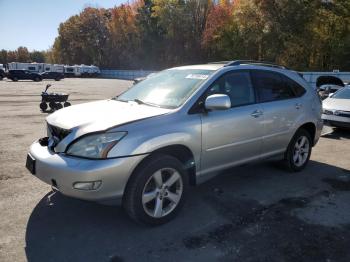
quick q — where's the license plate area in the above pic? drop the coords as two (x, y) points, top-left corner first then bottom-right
(26, 153), (36, 175)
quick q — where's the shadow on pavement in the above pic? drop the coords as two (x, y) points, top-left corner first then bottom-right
(25, 160), (350, 262)
(322, 128), (350, 140)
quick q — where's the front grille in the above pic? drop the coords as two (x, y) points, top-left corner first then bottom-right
(336, 111), (350, 118)
(47, 123), (71, 141)
(324, 110), (350, 117)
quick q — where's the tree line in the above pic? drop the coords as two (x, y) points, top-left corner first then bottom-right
(1, 0), (349, 71)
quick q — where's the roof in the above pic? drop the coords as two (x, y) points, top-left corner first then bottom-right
(172, 64), (225, 71)
(171, 60), (288, 71)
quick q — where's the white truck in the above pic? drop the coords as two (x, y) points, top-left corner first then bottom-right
(64, 65), (81, 77)
(8, 62), (65, 74)
(80, 65), (100, 77)
(64, 64), (100, 77)
(8, 62), (45, 73)
(44, 64), (64, 73)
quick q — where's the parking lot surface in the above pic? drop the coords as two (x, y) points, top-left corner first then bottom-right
(1, 78), (350, 262)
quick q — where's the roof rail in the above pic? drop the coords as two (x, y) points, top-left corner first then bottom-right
(224, 60), (287, 69)
(208, 61), (232, 64)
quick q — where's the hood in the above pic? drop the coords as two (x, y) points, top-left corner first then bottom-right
(316, 76), (344, 88)
(46, 99), (172, 132)
(323, 98), (350, 111)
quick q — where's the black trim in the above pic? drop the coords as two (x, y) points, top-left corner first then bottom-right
(62, 151), (149, 160)
(224, 60), (287, 70)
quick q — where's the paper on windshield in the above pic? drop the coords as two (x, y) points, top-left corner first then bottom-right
(185, 74), (209, 80)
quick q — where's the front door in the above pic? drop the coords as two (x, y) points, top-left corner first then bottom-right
(200, 70), (264, 176)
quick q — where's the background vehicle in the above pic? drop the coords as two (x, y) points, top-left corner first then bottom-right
(316, 76), (345, 100)
(27, 61), (323, 225)
(40, 71), (64, 81)
(8, 69), (42, 81)
(8, 62), (45, 73)
(322, 86), (350, 128)
(0, 68), (4, 80)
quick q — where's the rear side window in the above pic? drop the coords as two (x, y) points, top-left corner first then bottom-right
(251, 70), (296, 102)
(282, 75), (306, 97)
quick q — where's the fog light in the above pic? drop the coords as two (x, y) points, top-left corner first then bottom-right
(73, 181), (102, 190)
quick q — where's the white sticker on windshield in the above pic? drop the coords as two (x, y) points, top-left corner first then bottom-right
(185, 74), (209, 80)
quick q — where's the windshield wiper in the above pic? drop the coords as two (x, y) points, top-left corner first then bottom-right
(112, 97), (128, 102)
(133, 99), (161, 108)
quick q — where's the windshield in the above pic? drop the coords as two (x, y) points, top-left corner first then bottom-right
(332, 87), (350, 99)
(116, 69), (214, 108)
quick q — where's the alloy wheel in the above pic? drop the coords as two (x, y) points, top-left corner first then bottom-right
(293, 135), (310, 167)
(142, 168), (183, 218)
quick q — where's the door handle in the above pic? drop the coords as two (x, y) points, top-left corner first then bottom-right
(295, 103), (302, 109)
(251, 110), (263, 118)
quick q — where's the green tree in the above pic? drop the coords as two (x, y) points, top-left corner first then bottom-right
(30, 51), (46, 63)
(0, 49), (8, 64)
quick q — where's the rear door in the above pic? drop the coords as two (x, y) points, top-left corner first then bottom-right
(23, 71), (31, 79)
(251, 70), (305, 156)
(200, 70), (264, 175)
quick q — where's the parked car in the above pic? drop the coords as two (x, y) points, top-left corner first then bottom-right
(0, 68), (5, 80)
(322, 85), (350, 128)
(26, 61), (323, 225)
(316, 76), (345, 100)
(40, 71), (64, 81)
(7, 69), (42, 82)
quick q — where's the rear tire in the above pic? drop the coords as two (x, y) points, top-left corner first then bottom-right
(284, 129), (312, 172)
(123, 154), (189, 225)
(12, 77), (18, 82)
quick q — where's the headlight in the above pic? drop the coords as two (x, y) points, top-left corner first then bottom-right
(66, 132), (127, 159)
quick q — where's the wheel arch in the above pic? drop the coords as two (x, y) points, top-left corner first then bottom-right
(126, 144), (197, 191)
(297, 122), (316, 146)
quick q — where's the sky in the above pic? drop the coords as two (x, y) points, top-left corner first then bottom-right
(0, 0), (127, 51)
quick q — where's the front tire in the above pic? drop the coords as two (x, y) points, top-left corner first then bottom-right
(284, 129), (312, 172)
(123, 154), (189, 225)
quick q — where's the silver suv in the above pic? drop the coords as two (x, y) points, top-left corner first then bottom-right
(26, 61), (323, 225)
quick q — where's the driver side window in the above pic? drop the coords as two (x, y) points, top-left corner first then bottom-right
(208, 71), (255, 107)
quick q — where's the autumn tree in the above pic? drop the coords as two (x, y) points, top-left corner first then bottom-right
(136, 0), (165, 69)
(53, 7), (111, 66)
(106, 4), (140, 69)
(3, 0), (350, 70)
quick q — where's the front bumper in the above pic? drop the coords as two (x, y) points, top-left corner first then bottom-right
(28, 141), (147, 205)
(322, 114), (350, 128)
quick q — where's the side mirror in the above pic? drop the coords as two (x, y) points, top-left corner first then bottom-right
(328, 93), (334, 98)
(205, 94), (231, 111)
